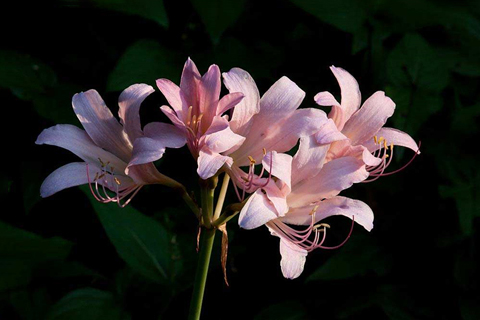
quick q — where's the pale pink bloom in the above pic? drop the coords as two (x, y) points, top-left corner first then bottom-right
(130, 58), (246, 180)
(315, 66), (420, 181)
(221, 68), (329, 198)
(238, 133), (373, 279)
(36, 84), (185, 206)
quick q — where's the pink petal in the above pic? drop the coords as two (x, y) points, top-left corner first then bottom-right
(216, 92), (244, 116)
(262, 151), (292, 190)
(36, 124), (127, 171)
(72, 90), (131, 162)
(222, 68), (261, 136)
(330, 66), (362, 122)
(263, 180), (290, 216)
(282, 196), (374, 232)
(118, 83), (154, 142)
(341, 91), (395, 145)
(238, 190), (278, 229)
(232, 108), (325, 166)
(197, 149), (233, 180)
(128, 137), (166, 168)
(128, 163), (176, 186)
(292, 136), (329, 187)
(314, 118), (348, 145)
(288, 157), (368, 208)
(198, 64), (221, 125)
(363, 127), (420, 154)
(156, 79), (188, 121)
(160, 105), (187, 129)
(314, 91), (340, 106)
(279, 238), (307, 280)
(203, 116), (246, 154)
(180, 58), (201, 109)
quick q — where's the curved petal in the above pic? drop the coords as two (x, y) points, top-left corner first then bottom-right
(263, 180), (289, 217)
(222, 68), (261, 136)
(180, 58), (201, 110)
(197, 149), (232, 180)
(281, 196), (374, 231)
(118, 83), (155, 142)
(262, 151), (292, 190)
(363, 127), (420, 154)
(128, 163), (177, 186)
(216, 92), (244, 116)
(36, 124), (127, 172)
(204, 117), (246, 154)
(129, 137), (166, 167)
(330, 66), (361, 122)
(144, 122), (187, 149)
(160, 105), (187, 129)
(342, 91), (395, 145)
(72, 89), (131, 162)
(156, 78), (188, 121)
(292, 135), (329, 187)
(288, 157), (368, 207)
(279, 238), (307, 280)
(314, 91), (340, 107)
(314, 118), (348, 145)
(238, 190), (278, 229)
(199, 64), (221, 128)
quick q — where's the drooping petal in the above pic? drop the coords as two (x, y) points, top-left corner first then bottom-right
(288, 157), (368, 207)
(281, 196), (374, 232)
(232, 108), (325, 166)
(222, 68), (261, 136)
(292, 135), (329, 187)
(72, 90), (132, 162)
(330, 66), (362, 123)
(216, 92), (244, 116)
(144, 122), (187, 149)
(341, 91), (395, 146)
(118, 83), (155, 142)
(160, 105), (187, 128)
(314, 118), (348, 145)
(197, 149), (233, 180)
(128, 137), (166, 168)
(198, 64), (221, 130)
(314, 91), (340, 107)
(238, 190), (278, 229)
(363, 127), (420, 154)
(156, 79), (189, 120)
(180, 58), (201, 110)
(262, 151), (292, 190)
(279, 238), (307, 280)
(263, 181), (289, 217)
(35, 124), (127, 172)
(203, 117), (246, 154)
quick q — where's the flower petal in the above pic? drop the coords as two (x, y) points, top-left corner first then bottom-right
(36, 124), (127, 172)
(204, 117), (246, 154)
(118, 83), (155, 142)
(72, 89), (132, 162)
(216, 92), (244, 116)
(222, 68), (261, 136)
(330, 66), (361, 122)
(160, 105), (187, 129)
(144, 122), (187, 149)
(128, 137), (166, 168)
(314, 91), (340, 106)
(40, 162), (95, 197)
(363, 127), (420, 154)
(282, 196), (374, 231)
(292, 135), (329, 187)
(342, 91), (395, 145)
(263, 180), (289, 216)
(288, 157), (368, 207)
(156, 79), (188, 121)
(198, 64), (221, 129)
(197, 149), (233, 180)
(128, 163), (177, 186)
(279, 238), (307, 280)
(180, 58), (201, 109)
(238, 190), (278, 229)
(314, 118), (348, 145)
(262, 151), (292, 190)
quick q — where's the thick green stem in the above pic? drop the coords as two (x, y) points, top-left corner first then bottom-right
(188, 227), (216, 320)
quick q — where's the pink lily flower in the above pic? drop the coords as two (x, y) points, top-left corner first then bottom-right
(238, 133), (373, 279)
(36, 84), (185, 206)
(221, 67), (329, 197)
(315, 66), (420, 181)
(129, 58), (246, 180)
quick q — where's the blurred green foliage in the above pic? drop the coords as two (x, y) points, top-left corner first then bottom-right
(1, 0), (480, 319)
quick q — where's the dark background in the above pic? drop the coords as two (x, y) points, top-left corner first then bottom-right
(1, 0), (479, 319)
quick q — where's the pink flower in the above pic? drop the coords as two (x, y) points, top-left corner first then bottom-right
(130, 58), (246, 180)
(315, 66), (420, 181)
(221, 68), (328, 197)
(238, 133), (373, 279)
(36, 84), (185, 206)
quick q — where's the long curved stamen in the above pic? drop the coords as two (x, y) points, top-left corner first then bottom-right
(317, 216), (355, 250)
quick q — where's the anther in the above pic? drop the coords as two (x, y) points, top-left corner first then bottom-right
(248, 156), (256, 164)
(263, 148), (267, 156)
(374, 136), (378, 144)
(309, 205), (319, 216)
(114, 177), (121, 185)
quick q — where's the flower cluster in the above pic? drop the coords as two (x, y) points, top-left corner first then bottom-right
(37, 59), (419, 279)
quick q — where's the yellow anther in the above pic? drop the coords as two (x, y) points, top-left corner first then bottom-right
(384, 140), (387, 150)
(263, 148), (267, 156)
(114, 177), (121, 185)
(385, 154), (389, 158)
(93, 172), (99, 181)
(241, 177), (249, 182)
(374, 136), (378, 144)
(98, 158), (105, 167)
(378, 137), (384, 144)
(191, 114), (197, 126)
(309, 205), (319, 215)
(98, 173), (106, 179)
(248, 156), (256, 164)
(390, 143), (394, 151)
(318, 223), (330, 229)
(197, 113), (204, 123)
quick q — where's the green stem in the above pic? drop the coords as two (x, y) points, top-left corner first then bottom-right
(213, 174), (230, 221)
(188, 227), (216, 320)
